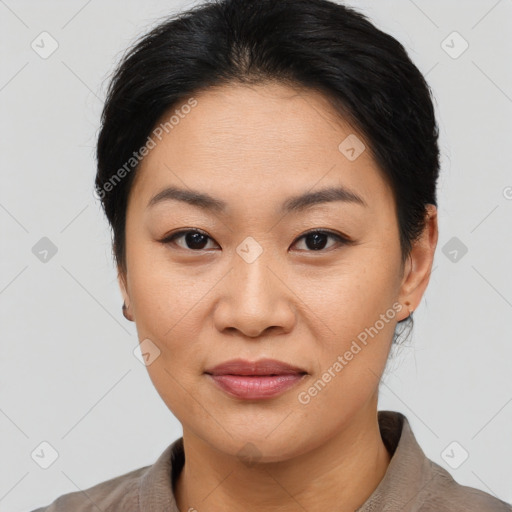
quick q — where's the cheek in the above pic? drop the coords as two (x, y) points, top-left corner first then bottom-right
(127, 244), (210, 336)
(304, 255), (400, 340)
(299, 253), (400, 395)
(297, 280), (397, 425)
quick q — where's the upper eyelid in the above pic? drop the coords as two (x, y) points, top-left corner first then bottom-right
(163, 228), (350, 247)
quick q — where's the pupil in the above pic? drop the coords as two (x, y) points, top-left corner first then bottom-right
(187, 232), (208, 249)
(306, 232), (327, 250)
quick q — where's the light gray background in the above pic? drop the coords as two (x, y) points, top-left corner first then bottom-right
(1, 0), (511, 510)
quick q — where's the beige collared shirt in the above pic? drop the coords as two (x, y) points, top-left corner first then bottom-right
(32, 411), (511, 511)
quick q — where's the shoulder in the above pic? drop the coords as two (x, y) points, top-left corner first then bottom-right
(418, 459), (512, 512)
(367, 411), (511, 512)
(29, 439), (182, 512)
(29, 464), (148, 512)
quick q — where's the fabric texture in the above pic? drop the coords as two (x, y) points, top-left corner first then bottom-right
(31, 410), (511, 511)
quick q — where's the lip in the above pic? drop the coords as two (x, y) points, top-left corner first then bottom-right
(204, 358), (307, 376)
(204, 358), (308, 400)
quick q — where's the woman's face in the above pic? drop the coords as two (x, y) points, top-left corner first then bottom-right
(120, 82), (435, 461)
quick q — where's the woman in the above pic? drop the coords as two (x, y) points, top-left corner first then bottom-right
(33, 0), (511, 510)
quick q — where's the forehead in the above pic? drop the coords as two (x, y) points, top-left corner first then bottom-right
(129, 82), (393, 216)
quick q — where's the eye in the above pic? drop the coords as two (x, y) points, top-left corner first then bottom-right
(292, 229), (351, 252)
(159, 228), (352, 252)
(159, 229), (218, 251)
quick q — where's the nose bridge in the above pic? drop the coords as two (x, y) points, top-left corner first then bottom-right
(232, 237), (279, 309)
(213, 236), (295, 337)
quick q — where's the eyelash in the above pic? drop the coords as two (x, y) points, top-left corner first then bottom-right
(159, 228), (352, 253)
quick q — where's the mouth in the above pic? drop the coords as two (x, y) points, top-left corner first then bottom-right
(204, 357), (308, 377)
(204, 358), (308, 400)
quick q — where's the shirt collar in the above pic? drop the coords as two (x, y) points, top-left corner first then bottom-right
(355, 410), (437, 511)
(138, 410), (432, 511)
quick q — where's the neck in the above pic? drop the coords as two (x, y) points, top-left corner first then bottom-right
(174, 402), (391, 512)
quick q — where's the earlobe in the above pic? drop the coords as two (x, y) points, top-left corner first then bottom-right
(397, 204), (438, 321)
(117, 268), (134, 322)
(122, 302), (134, 321)
(117, 268), (129, 303)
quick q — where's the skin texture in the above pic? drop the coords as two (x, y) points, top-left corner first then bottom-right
(118, 82), (438, 512)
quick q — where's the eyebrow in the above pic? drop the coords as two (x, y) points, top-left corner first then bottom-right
(146, 185), (367, 214)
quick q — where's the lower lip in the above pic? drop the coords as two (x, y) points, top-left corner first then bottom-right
(206, 373), (306, 400)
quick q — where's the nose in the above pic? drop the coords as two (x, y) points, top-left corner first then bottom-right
(213, 249), (296, 339)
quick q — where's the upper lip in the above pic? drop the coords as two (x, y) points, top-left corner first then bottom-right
(205, 358), (307, 376)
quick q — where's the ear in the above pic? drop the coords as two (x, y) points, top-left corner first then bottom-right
(396, 204), (438, 321)
(117, 266), (130, 306)
(118, 266), (135, 321)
